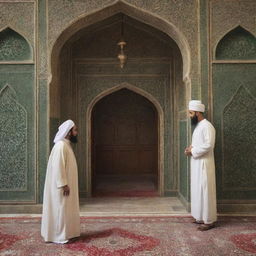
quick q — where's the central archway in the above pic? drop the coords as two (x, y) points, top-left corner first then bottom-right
(49, 4), (189, 198)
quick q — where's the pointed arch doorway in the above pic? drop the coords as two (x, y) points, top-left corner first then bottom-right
(91, 88), (159, 197)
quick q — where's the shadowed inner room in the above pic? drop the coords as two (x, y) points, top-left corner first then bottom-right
(92, 89), (158, 196)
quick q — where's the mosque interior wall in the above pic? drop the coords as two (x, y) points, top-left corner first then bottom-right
(0, 0), (255, 213)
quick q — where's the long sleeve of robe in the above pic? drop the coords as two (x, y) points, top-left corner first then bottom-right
(190, 119), (217, 224)
(41, 139), (80, 243)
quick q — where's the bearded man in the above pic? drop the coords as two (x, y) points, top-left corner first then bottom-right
(185, 100), (217, 231)
(41, 119), (80, 243)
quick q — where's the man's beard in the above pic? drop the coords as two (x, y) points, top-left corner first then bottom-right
(191, 115), (198, 126)
(70, 135), (78, 143)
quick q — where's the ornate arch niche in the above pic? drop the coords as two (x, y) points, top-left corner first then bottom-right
(0, 27), (32, 61)
(49, 1), (191, 117)
(0, 85), (27, 191)
(86, 83), (164, 196)
(222, 86), (256, 190)
(215, 26), (256, 60)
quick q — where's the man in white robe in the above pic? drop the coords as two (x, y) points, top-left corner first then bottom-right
(185, 100), (217, 231)
(41, 119), (80, 243)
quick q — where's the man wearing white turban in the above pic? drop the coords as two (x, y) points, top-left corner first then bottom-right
(41, 120), (80, 243)
(185, 100), (217, 231)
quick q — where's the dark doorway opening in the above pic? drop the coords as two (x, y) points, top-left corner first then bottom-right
(92, 88), (158, 196)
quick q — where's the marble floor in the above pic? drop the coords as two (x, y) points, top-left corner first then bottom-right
(0, 197), (189, 217)
(80, 197), (188, 216)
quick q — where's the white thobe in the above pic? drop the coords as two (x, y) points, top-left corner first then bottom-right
(41, 139), (80, 243)
(190, 119), (217, 224)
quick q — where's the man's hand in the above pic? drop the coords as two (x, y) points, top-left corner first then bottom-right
(184, 145), (192, 156)
(63, 185), (70, 196)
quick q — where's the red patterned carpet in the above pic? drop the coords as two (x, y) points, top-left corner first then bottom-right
(0, 216), (256, 255)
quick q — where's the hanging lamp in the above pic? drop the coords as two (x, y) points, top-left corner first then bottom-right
(117, 15), (127, 68)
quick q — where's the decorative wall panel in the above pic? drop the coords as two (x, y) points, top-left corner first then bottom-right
(213, 64), (256, 200)
(0, 28), (32, 61)
(222, 86), (256, 190)
(0, 85), (27, 191)
(0, 64), (35, 202)
(216, 26), (256, 60)
(211, 0), (256, 204)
